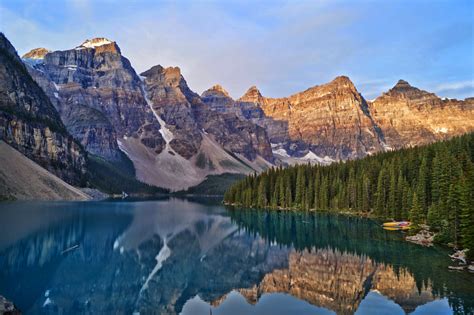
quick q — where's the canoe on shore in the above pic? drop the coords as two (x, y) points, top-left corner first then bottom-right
(383, 221), (411, 227)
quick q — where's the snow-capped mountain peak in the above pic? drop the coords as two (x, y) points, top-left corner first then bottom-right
(78, 37), (114, 49)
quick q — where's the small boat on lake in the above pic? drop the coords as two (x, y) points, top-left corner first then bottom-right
(382, 221), (411, 231)
(383, 221), (411, 227)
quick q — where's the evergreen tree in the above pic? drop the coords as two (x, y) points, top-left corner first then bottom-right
(294, 166), (306, 208)
(224, 133), (474, 251)
(306, 177), (314, 210)
(375, 168), (387, 216)
(416, 157), (428, 219)
(460, 175), (474, 259)
(447, 182), (462, 247)
(410, 192), (423, 228)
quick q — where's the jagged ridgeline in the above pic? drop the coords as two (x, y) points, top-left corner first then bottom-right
(224, 133), (474, 256)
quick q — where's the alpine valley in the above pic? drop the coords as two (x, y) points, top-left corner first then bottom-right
(1, 33), (473, 198)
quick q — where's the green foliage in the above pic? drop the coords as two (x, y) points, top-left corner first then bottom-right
(224, 133), (474, 252)
(409, 192), (422, 228)
(0, 47), (67, 135)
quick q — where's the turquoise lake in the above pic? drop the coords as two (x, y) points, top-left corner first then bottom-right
(0, 198), (473, 314)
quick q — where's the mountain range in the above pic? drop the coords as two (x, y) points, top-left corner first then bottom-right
(1, 33), (473, 196)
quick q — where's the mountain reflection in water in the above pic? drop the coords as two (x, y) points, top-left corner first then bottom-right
(0, 199), (472, 315)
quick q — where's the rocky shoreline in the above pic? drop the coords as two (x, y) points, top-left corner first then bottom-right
(0, 295), (20, 314)
(447, 249), (474, 273)
(405, 225), (435, 247)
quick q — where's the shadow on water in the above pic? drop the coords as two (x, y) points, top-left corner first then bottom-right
(0, 199), (472, 315)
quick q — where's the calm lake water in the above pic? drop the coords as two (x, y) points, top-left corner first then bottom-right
(0, 198), (473, 315)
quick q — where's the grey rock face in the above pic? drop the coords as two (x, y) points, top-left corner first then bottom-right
(141, 65), (202, 159)
(201, 85), (296, 159)
(142, 65), (274, 162)
(24, 38), (165, 161)
(0, 295), (20, 314)
(0, 33), (86, 184)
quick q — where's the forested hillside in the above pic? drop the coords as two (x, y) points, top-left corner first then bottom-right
(224, 133), (474, 255)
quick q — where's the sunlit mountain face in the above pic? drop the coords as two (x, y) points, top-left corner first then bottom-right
(0, 199), (473, 315)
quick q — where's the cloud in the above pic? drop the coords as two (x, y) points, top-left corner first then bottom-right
(1, 0), (473, 100)
(433, 81), (474, 100)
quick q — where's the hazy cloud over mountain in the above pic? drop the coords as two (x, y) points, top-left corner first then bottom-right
(1, 0), (472, 99)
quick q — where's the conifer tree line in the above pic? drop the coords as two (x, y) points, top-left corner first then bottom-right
(224, 133), (474, 255)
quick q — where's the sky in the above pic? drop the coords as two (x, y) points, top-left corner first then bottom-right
(1, 0), (473, 100)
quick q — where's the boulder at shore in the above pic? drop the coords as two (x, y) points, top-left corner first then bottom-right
(0, 295), (20, 314)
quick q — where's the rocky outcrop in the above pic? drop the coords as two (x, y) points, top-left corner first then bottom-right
(23, 38), (165, 161)
(17, 34), (474, 189)
(405, 225), (435, 247)
(236, 77), (474, 163)
(0, 33), (86, 184)
(239, 77), (386, 160)
(0, 295), (20, 315)
(140, 65), (202, 158)
(369, 80), (474, 149)
(142, 66), (274, 162)
(202, 85), (290, 146)
(22, 40), (274, 190)
(201, 84), (235, 113)
(22, 47), (50, 60)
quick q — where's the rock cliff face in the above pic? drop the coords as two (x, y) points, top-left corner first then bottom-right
(23, 38), (165, 161)
(203, 85), (290, 146)
(17, 35), (474, 190)
(0, 33), (86, 184)
(369, 79), (474, 149)
(22, 40), (274, 190)
(238, 77), (386, 161)
(142, 66), (273, 162)
(124, 65), (274, 190)
(236, 77), (474, 163)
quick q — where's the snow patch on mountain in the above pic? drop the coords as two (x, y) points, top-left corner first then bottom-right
(78, 38), (113, 49)
(434, 127), (449, 134)
(273, 148), (335, 166)
(141, 86), (175, 147)
(273, 148), (290, 157)
(301, 151), (335, 164)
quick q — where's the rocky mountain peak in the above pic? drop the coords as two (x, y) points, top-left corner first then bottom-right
(22, 47), (50, 59)
(331, 75), (352, 84)
(239, 85), (264, 103)
(141, 65), (182, 87)
(394, 79), (410, 87)
(76, 37), (120, 54)
(79, 37), (113, 48)
(382, 79), (435, 100)
(201, 84), (231, 98)
(327, 75), (357, 90)
(0, 33), (20, 60)
(0, 32), (87, 184)
(391, 79), (414, 92)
